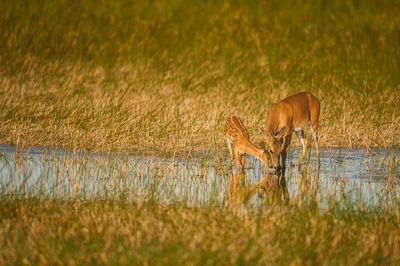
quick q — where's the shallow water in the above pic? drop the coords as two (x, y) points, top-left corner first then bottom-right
(0, 144), (399, 207)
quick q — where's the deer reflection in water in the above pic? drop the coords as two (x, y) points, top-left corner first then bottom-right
(224, 170), (289, 207)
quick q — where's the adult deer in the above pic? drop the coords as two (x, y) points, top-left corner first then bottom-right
(225, 116), (274, 171)
(263, 92), (320, 171)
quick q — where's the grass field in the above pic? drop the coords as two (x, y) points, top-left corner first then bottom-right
(1, 0), (399, 153)
(1, 0), (400, 264)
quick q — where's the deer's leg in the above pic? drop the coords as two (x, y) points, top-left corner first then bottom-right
(310, 127), (320, 169)
(280, 134), (292, 171)
(295, 129), (307, 168)
(310, 104), (320, 169)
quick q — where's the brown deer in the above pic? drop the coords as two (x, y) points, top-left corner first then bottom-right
(263, 92), (320, 171)
(225, 116), (273, 171)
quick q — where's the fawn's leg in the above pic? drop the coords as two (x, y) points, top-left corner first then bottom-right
(226, 139), (233, 168)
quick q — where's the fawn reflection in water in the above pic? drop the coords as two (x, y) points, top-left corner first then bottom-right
(224, 170), (289, 207)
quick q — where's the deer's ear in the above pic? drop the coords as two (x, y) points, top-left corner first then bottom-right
(259, 140), (266, 150)
(274, 126), (287, 138)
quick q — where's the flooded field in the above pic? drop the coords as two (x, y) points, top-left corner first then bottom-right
(0, 144), (399, 208)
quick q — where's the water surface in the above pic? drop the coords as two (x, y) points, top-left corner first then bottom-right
(0, 144), (399, 208)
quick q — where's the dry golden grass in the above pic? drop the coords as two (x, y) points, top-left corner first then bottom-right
(1, 56), (399, 154)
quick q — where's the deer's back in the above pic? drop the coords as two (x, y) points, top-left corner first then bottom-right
(267, 92), (320, 133)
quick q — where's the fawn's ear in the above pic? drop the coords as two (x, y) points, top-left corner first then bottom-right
(274, 126), (287, 138)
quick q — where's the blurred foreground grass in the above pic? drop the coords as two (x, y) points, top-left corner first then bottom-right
(1, 198), (400, 265)
(0, 0), (399, 153)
